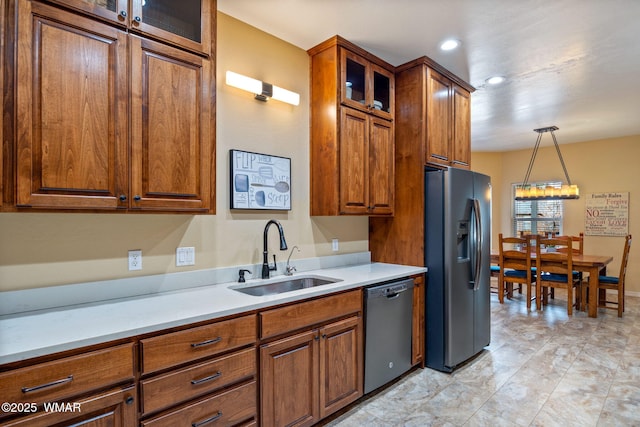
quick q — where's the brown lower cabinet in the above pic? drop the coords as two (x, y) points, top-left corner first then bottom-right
(1, 288), (370, 426)
(0, 385), (137, 427)
(260, 315), (362, 427)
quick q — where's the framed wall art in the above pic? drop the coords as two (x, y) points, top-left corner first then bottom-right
(230, 149), (291, 210)
(584, 192), (629, 236)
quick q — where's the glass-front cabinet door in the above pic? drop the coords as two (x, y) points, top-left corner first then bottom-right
(132, 0), (211, 55)
(49, 0), (211, 55)
(341, 49), (367, 111)
(371, 63), (394, 119)
(340, 48), (393, 120)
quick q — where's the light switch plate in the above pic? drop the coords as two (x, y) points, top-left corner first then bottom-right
(176, 247), (195, 267)
(128, 250), (142, 271)
(332, 238), (339, 252)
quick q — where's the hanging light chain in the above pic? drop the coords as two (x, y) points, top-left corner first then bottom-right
(521, 131), (543, 187)
(550, 130), (572, 186)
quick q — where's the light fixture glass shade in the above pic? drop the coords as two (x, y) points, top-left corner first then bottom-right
(226, 71), (262, 94)
(272, 86), (300, 106)
(225, 71), (299, 106)
(515, 184), (579, 200)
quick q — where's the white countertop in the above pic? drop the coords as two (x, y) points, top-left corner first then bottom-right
(0, 262), (426, 365)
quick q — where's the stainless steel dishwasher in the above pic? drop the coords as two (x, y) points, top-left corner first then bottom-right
(364, 278), (414, 394)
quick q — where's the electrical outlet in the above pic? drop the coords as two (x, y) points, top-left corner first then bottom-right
(176, 247), (195, 267)
(128, 250), (142, 271)
(332, 238), (339, 252)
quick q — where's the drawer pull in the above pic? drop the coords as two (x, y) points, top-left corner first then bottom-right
(192, 410), (222, 427)
(22, 375), (74, 393)
(191, 337), (222, 348)
(190, 371), (222, 385)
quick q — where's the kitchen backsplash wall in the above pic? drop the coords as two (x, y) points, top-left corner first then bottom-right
(0, 13), (369, 292)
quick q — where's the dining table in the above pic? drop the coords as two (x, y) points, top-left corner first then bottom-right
(490, 252), (613, 318)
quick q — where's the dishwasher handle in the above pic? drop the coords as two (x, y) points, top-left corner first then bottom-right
(385, 288), (408, 299)
(365, 280), (413, 299)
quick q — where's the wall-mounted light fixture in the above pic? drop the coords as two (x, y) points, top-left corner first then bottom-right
(225, 71), (300, 106)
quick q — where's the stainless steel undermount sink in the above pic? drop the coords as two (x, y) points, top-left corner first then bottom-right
(231, 276), (341, 297)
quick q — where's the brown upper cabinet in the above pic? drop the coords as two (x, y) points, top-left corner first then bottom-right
(309, 36), (395, 216)
(370, 57), (473, 266)
(49, 0), (212, 55)
(397, 57), (474, 169)
(0, 1), (5, 210)
(10, 0), (215, 213)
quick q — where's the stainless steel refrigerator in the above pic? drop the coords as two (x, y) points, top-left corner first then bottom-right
(424, 166), (491, 372)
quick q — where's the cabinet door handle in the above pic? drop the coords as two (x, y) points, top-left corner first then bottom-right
(190, 337), (222, 348)
(119, 10), (127, 18)
(133, 195), (141, 201)
(190, 371), (222, 385)
(22, 375), (73, 393)
(134, 16), (141, 23)
(119, 194), (127, 201)
(192, 411), (222, 427)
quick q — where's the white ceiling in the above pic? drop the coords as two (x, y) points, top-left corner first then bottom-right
(218, 0), (640, 152)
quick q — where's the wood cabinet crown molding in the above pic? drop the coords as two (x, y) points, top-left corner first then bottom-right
(395, 55), (475, 93)
(306, 35), (395, 72)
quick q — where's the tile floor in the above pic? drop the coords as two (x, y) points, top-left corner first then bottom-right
(322, 289), (640, 427)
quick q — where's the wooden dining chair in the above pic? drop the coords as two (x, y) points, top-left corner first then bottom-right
(556, 233), (584, 255)
(536, 236), (582, 315)
(490, 264), (501, 295)
(552, 233), (584, 299)
(582, 234), (632, 317)
(498, 234), (537, 309)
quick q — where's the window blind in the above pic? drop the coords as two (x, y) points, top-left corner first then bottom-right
(512, 182), (564, 236)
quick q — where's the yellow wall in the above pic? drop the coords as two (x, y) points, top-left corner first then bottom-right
(472, 134), (640, 294)
(0, 13), (369, 292)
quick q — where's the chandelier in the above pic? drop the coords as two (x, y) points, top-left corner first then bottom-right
(515, 126), (579, 201)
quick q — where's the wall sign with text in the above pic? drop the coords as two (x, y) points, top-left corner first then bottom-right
(230, 149), (291, 210)
(584, 192), (629, 236)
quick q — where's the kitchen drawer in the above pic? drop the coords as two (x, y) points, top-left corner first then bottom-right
(0, 385), (136, 426)
(141, 380), (257, 427)
(141, 347), (256, 415)
(0, 343), (134, 406)
(260, 290), (362, 339)
(140, 314), (256, 373)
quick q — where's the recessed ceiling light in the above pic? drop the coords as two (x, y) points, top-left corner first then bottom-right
(440, 39), (461, 51)
(486, 76), (506, 85)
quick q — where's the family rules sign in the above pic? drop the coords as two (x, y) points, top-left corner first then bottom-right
(585, 192), (629, 236)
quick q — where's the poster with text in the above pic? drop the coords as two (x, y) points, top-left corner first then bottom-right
(584, 192), (629, 236)
(230, 149), (291, 210)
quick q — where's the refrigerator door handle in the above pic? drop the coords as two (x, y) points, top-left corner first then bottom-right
(472, 198), (483, 291)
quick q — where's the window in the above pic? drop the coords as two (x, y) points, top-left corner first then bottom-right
(512, 182), (563, 236)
